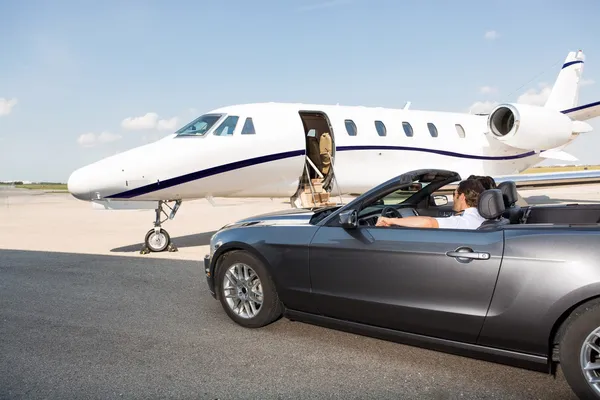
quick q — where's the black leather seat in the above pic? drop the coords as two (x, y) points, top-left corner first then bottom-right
(497, 181), (522, 224)
(477, 189), (510, 230)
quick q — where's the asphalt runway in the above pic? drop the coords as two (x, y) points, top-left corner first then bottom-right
(2, 185), (600, 399)
(1, 249), (578, 399)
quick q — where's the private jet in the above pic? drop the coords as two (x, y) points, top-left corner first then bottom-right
(67, 49), (600, 252)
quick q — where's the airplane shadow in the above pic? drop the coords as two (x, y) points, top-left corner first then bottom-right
(110, 230), (217, 253)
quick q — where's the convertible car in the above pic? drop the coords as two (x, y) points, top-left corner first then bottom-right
(203, 169), (600, 399)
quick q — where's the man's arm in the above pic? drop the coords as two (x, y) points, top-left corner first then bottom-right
(376, 216), (439, 228)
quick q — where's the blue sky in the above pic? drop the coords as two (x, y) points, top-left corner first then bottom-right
(1, 0), (599, 182)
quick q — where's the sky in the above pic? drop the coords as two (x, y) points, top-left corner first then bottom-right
(1, 0), (599, 182)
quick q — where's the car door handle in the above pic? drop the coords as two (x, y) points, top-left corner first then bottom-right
(446, 251), (490, 260)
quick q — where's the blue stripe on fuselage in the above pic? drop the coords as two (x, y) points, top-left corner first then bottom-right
(106, 149), (306, 198)
(561, 100), (600, 114)
(336, 145), (536, 160)
(562, 60), (583, 69)
(105, 146), (537, 199)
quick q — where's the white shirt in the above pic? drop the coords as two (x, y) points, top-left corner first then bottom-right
(434, 207), (486, 230)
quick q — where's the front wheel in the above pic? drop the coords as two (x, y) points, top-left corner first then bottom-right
(215, 250), (283, 328)
(144, 228), (170, 252)
(559, 301), (600, 399)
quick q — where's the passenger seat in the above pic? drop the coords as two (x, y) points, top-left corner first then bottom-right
(497, 181), (522, 224)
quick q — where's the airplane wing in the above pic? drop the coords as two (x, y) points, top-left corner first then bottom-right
(562, 100), (600, 121)
(494, 169), (600, 187)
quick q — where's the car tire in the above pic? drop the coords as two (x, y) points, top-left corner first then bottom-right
(559, 300), (600, 400)
(215, 250), (283, 328)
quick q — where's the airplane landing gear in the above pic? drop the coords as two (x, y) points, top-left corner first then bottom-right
(143, 228), (171, 253)
(140, 200), (182, 254)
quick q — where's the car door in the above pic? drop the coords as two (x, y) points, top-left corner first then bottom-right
(308, 224), (504, 344)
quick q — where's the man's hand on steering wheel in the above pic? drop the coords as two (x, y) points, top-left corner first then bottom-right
(376, 216), (391, 226)
(377, 206), (401, 226)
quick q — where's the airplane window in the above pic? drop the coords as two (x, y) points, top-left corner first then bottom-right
(375, 120), (386, 136)
(427, 122), (438, 137)
(213, 116), (239, 136)
(175, 114), (223, 136)
(242, 117), (255, 135)
(455, 124), (466, 138)
(402, 121), (413, 137)
(345, 120), (357, 136)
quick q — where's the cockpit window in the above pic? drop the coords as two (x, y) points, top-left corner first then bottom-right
(241, 117), (255, 135)
(213, 116), (239, 136)
(175, 114), (223, 136)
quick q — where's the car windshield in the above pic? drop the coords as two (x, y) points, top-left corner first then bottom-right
(378, 183), (428, 205)
(175, 114), (223, 136)
(310, 206), (343, 225)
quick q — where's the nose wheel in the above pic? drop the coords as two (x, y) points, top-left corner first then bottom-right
(139, 200), (181, 254)
(144, 228), (171, 252)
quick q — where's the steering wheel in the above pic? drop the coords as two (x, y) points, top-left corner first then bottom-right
(381, 206), (401, 218)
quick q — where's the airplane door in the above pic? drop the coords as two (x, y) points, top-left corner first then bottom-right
(298, 111), (336, 186)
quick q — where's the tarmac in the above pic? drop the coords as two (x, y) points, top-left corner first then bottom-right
(2, 183), (600, 261)
(2, 184), (599, 399)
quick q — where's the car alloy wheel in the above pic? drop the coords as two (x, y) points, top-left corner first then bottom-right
(222, 262), (263, 319)
(580, 326), (600, 395)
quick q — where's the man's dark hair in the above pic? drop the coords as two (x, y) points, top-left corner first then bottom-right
(467, 175), (496, 190)
(458, 179), (485, 207)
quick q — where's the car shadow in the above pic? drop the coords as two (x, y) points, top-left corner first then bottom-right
(110, 230), (217, 253)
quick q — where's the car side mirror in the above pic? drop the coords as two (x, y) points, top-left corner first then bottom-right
(433, 195), (448, 206)
(338, 209), (358, 229)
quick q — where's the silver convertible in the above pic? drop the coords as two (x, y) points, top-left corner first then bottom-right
(204, 169), (600, 399)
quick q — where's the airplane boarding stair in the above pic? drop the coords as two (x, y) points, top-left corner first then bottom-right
(291, 154), (339, 209)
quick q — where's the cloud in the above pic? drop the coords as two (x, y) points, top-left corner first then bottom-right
(468, 101), (498, 114)
(157, 116), (178, 131)
(121, 112), (159, 130)
(517, 83), (552, 106)
(484, 30), (498, 40)
(121, 112), (178, 131)
(479, 86), (497, 94)
(0, 98), (18, 116)
(468, 81), (556, 114)
(77, 131), (122, 148)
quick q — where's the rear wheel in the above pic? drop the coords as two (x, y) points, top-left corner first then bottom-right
(559, 301), (600, 399)
(215, 250), (283, 328)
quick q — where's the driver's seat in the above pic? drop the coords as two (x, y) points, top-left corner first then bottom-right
(477, 189), (509, 230)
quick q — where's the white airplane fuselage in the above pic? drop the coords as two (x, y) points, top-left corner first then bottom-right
(67, 103), (552, 203)
(65, 49), (600, 252)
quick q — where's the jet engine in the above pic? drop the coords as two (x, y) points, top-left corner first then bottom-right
(487, 103), (575, 150)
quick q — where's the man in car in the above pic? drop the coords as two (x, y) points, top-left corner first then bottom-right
(376, 178), (486, 229)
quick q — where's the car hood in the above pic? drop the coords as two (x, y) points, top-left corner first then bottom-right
(222, 206), (338, 228)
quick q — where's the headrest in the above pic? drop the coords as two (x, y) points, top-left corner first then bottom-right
(477, 189), (505, 219)
(498, 181), (518, 207)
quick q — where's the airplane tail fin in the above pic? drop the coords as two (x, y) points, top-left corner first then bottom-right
(544, 50), (585, 111)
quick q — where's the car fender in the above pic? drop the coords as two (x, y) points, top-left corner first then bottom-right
(543, 282), (600, 348)
(210, 240), (281, 290)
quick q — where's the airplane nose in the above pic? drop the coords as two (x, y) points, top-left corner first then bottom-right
(67, 168), (91, 201)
